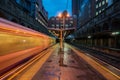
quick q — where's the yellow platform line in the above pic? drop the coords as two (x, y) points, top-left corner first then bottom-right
(7, 44), (58, 80)
(67, 44), (120, 80)
(19, 45), (58, 80)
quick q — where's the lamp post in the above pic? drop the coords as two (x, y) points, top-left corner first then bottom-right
(58, 13), (63, 49)
(57, 11), (70, 66)
(58, 10), (69, 49)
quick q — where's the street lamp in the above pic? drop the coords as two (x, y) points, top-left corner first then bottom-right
(58, 10), (69, 49)
(58, 13), (62, 18)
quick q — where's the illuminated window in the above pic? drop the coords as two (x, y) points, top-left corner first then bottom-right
(96, 0), (98, 2)
(96, 5), (98, 8)
(56, 18), (59, 20)
(102, 1), (105, 5)
(96, 12), (98, 15)
(36, 4), (38, 8)
(70, 21), (73, 23)
(99, 10), (101, 13)
(106, 0), (108, 3)
(99, 3), (101, 7)
(65, 24), (68, 27)
(52, 18), (55, 20)
(56, 24), (59, 27)
(70, 18), (73, 20)
(52, 24), (55, 27)
(36, 17), (38, 20)
(66, 18), (68, 20)
(102, 8), (105, 11)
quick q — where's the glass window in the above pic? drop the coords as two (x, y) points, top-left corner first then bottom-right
(36, 4), (38, 8)
(52, 18), (55, 20)
(96, 5), (98, 8)
(106, 0), (108, 3)
(52, 24), (54, 27)
(102, 1), (105, 5)
(99, 3), (101, 7)
(70, 21), (73, 23)
(66, 18), (68, 20)
(56, 18), (59, 20)
(56, 24), (59, 27)
(65, 24), (68, 27)
(102, 8), (105, 11)
(96, 12), (98, 15)
(70, 18), (73, 20)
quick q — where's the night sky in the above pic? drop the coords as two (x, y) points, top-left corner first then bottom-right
(43, 0), (72, 18)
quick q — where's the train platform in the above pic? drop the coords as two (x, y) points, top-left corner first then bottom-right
(0, 43), (119, 80)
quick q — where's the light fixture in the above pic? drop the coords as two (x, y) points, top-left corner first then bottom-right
(112, 32), (119, 35)
(58, 13), (62, 18)
(88, 36), (91, 38)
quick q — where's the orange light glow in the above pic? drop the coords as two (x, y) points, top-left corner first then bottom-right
(67, 13), (70, 17)
(58, 13), (62, 18)
(0, 18), (50, 37)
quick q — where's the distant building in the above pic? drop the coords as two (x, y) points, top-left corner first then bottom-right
(16, 0), (48, 26)
(79, 0), (96, 27)
(95, 0), (116, 16)
(72, 0), (80, 17)
(96, 0), (108, 16)
(48, 16), (76, 29)
(72, 0), (80, 28)
(74, 0), (116, 28)
(72, 0), (96, 28)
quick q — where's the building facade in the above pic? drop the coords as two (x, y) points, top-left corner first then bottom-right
(48, 16), (76, 29)
(71, 0), (120, 56)
(78, 0), (96, 27)
(0, 0), (53, 36)
(16, 0), (48, 27)
(75, 0), (114, 28)
(72, 0), (80, 28)
(72, 0), (80, 17)
(95, 0), (113, 16)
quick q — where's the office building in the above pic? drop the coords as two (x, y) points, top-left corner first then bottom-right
(79, 0), (95, 27)
(48, 16), (76, 29)
(16, 0), (48, 26)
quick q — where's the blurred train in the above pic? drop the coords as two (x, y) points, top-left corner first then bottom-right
(0, 18), (56, 56)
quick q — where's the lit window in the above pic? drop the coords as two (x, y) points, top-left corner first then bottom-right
(96, 5), (98, 8)
(99, 10), (101, 13)
(52, 18), (55, 20)
(65, 24), (68, 27)
(102, 1), (105, 5)
(56, 24), (59, 27)
(36, 17), (38, 20)
(99, 3), (101, 7)
(106, 0), (108, 3)
(70, 18), (73, 20)
(96, 12), (98, 15)
(66, 18), (68, 20)
(52, 24), (54, 27)
(56, 18), (59, 20)
(36, 4), (38, 8)
(102, 8), (105, 11)
(70, 21), (73, 23)
(96, 0), (98, 2)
